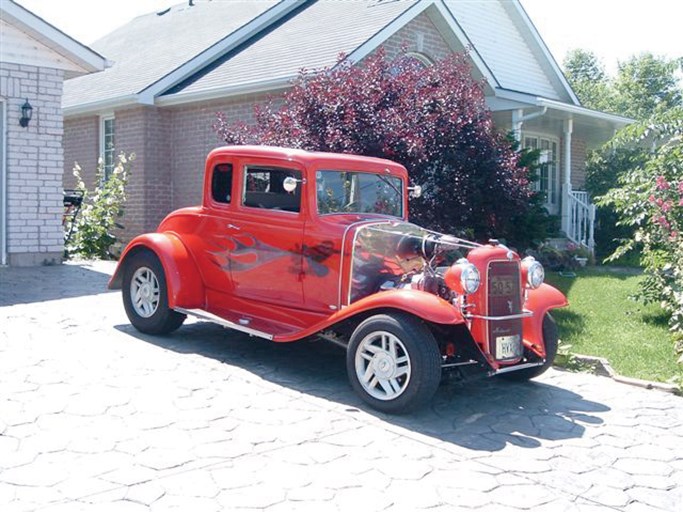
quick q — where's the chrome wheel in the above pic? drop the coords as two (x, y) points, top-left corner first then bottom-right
(130, 266), (160, 318)
(354, 330), (411, 401)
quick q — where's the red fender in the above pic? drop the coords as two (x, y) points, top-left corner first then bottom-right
(108, 233), (205, 310)
(523, 283), (568, 356)
(275, 288), (465, 341)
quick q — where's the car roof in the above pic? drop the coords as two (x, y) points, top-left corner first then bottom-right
(208, 145), (409, 178)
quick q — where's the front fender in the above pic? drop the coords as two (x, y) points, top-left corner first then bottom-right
(523, 283), (568, 356)
(108, 233), (205, 309)
(341, 289), (466, 325)
(275, 289), (465, 342)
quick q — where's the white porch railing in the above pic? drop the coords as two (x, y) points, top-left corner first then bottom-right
(563, 187), (596, 251)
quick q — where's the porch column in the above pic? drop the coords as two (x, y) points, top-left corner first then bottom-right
(511, 109), (524, 141)
(561, 118), (573, 236)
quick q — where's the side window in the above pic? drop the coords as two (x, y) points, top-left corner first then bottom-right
(211, 164), (233, 204)
(243, 167), (301, 213)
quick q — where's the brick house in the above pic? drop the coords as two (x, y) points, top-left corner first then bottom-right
(62, 0), (631, 250)
(0, 0), (107, 266)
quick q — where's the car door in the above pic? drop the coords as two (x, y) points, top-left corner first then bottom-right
(225, 160), (306, 308)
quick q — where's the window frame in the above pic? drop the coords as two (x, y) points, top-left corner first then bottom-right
(522, 132), (560, 210)
(99, 114), (115, 180)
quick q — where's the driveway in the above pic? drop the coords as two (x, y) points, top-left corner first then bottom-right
(0, 262), (681, 511)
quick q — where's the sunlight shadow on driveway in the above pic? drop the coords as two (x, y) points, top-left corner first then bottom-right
(0, 261), (116, 306)
(116, 320), (610, 453)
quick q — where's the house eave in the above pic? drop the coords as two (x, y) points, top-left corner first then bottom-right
(155, 77), (293, 107)
(535, 98), (634, 126)
(63, 94), (143, 118)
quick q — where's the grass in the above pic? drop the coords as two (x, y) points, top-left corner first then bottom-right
(545, 267), (682, 383)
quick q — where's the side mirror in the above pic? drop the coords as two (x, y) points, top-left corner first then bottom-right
(408, 184), (423, 198)
(283, 176), (299, 193)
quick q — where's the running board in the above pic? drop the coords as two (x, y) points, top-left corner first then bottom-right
(492, 361), (544, 375)
(174, 308), (274, 340)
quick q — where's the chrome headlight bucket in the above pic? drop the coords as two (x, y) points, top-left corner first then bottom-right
(521, 256), (544, 289)
(444, 258), (481, 295)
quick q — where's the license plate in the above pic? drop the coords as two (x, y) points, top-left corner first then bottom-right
(496, 334), (520, 360)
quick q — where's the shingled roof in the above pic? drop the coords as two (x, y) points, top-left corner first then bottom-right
(63, 0), (579, 116)
(62, 0), (284, 111)
(165, 0), (419, 99)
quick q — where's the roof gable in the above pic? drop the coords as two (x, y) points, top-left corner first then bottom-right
(443, 0), (577, 104)
(0, 0), (107, 78)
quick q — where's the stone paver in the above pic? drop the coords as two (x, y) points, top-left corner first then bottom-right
(1, 261), (682, 511)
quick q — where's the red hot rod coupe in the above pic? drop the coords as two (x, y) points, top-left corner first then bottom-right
(110, 146), (567, 413)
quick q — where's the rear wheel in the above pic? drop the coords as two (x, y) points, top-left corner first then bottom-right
(501, 313), (558, 381)
(346, 313), (441, 413)
(122, 251), (186, 334)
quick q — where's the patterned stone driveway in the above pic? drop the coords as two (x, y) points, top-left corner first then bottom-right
(1, 262), (681, 511)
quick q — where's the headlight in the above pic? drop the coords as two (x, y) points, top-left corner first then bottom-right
(522, 256), (544, 289)
(444, 259), (481, 295)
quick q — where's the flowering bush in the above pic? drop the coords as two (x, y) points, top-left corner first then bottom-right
(598, 107), (683, 359)
(65, 153), (134, 259)
(214, 49), (548, 247)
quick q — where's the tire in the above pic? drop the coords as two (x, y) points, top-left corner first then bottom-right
(501, 313), (558, 381)
(346, 313), (442, 414)
(122, 250), (186, 335)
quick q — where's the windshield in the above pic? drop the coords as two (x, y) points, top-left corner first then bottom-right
(349, 222), (476, 304)
(316, 170), (403, 217)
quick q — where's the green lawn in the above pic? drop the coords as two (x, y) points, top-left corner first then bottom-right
(545, 268), (681, 383)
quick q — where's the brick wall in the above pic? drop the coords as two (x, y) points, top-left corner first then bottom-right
(63, 115), (99, 189)
(1, 62), (65, 266)
(382, 11), (452, 60)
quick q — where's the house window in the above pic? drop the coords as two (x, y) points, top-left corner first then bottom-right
(100, 115), (115, 179)
(523, 134), (559, 213)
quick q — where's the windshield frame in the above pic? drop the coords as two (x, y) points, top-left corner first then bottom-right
(315, 169), (405, 219)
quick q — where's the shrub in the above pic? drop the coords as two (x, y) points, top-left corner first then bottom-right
(598, 107), (683, 360)
(64, 153), (134, 259)
(214, 49), (548, 248)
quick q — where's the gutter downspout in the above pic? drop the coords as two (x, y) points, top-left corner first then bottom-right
(0, 100), (6, 266)
(511, 107), (547, 141)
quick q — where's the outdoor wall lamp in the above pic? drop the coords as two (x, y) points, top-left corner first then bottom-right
(19, 99), (33, 128)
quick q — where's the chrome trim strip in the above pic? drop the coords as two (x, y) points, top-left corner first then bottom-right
(175, 307), (274, 340)
(466, 310), (533, 321)
(493, 361), (544, 374)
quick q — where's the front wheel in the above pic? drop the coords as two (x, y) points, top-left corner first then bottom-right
(122, 250), (186, 335)
(346, 313), (441, 414)
(500, 313), (558, 381)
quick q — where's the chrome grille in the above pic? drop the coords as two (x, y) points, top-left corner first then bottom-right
(487, 261), (523, 361)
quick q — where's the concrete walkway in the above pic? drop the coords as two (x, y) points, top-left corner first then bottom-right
(0, 261), (681, 511)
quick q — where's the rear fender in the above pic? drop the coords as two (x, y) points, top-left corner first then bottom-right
(108, 233), (205, 309)
(523, 283), (568, 356)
